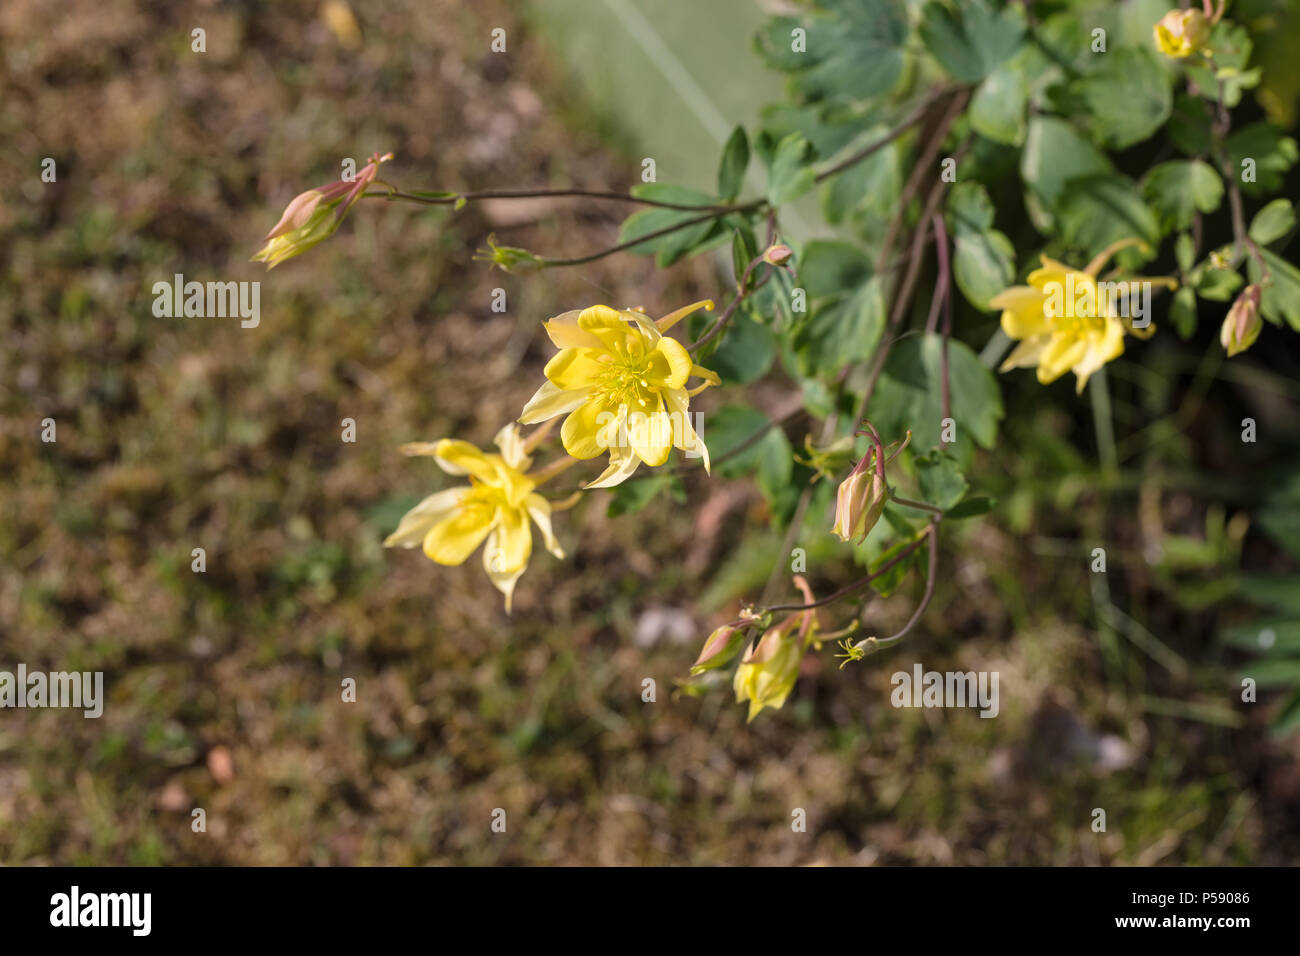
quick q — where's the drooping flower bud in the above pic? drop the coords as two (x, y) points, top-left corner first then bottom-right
(1220, 284), (1263, 357)
(1154, 9), (1211, 59)
(762, 243), (793, 266)
(831, 458), (887, 545)
(252, 151), (392, 270)
(691, 621), (750, 675)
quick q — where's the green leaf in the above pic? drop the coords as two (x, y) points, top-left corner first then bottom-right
(606, 474), (683, 518)
(765, 132), (816, 206)
(1175, 232), (1195, 273)
(717, 126), (750, 201)
(1238, 658), (1300, 688)
(868, 533), (928, 598)
(1170, 285), (1197, 340)
(709, 406), (793, 503)
(1195, 267), (1243, 302)
(947, 181), (996, 232)
(953, 227), (1015, 311)
(1250, 199), (1296, 246)
(1168, 93), (1214, 156)
(798, 240), (872, 297)
(946, 183), (1014, 311)
(1239, 574), (1300, 615)
(1055, 173), (1159, 264)
(868, 334), (1004, 466)
(1256, 475), (1300, 559)
(1186, 22), (1258, 108)
(1228, 123), (1299, 195)
(918, 0), (1026, 84)
(706, 310), (775, 385)
(1223, 618), (1300, 655)
(1141, 160), (1223, 235)
(1020, 115), (1112, 233)
(820, 124), (902, 223)
(915, 448), (969, 511)
(1072, 47), (1172, 150)
(1272, 690), (1300, 738)
(755, 0), (909, 105)
(1249, 248), (1300, 331)
(969, 60), (1030, 146)
(618, 184), (720, 266)
(792, 278), (885, 376)
(731, 225), (760, 288)
(945, 495), (997, 519)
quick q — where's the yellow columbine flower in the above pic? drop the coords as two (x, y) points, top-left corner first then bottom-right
(384, 424), (563, 612)
(1154, 9), (1211, 59)
(252, 151), (392, 269)
(518, 302), (719, 488)
(989, 240), (1165, 394)
(733, 620), (805, 722)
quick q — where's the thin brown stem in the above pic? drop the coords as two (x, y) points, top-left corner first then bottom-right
(370, 186), (744, 213)
(759, 529), (930, 614)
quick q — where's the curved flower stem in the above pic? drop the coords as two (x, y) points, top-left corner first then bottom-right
(689, 253), (769, 353)
(890, 494), (943, 517)
(369, 186), (745, 213)
(858, 520), (939, 650)
(523, 417), (557, 454)
(757, 529), (931, 614)
(533, 208), (751, 268)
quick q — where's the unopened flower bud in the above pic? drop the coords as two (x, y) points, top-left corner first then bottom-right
(762, 243), (793, 266)
(691, 621), (749, 675)
(1220, 284), (1263, 357)
(831, 462), (887, 545)
(253, 151), (392, 269)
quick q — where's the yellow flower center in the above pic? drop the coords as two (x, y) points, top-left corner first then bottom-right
(592, 351), (658, 411)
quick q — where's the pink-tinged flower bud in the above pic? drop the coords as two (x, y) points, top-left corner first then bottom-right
(252, 151), (392, 270)
(691, 621), (749, 675)
(762, 243), (793, 266)
(831, 464), (887, 545)
(1220, 284), (1263, 357)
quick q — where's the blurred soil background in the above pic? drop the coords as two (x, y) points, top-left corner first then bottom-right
(1, 0), (1298, 864)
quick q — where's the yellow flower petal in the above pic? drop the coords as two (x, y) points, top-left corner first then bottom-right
(584, 444), (642, 488)
(383, 488), (466, 548)
(422, 507), (495, 565)
(999, 334), (1051, 373)
(543, 309), (604, 350)
(492, 423), (532, 472)
(646, 336), (693, 390)
(628, 406), (674, 468)
(663, 388), (709, 473)
(545, 348), (608, 391)
(561, 398), (614, 459)
(1037, 334), (1089, 385)
(483, 506), (532, 574)
(431, 439), (498, 482)
(519, 380), (588, 425)
(525, 494), (565, 559)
